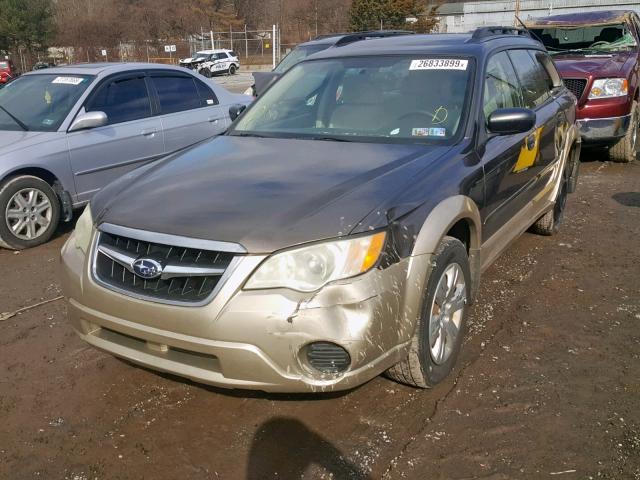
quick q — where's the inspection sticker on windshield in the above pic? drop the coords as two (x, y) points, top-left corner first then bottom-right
(413, 127), (446, 137)
(410, 59), (468, 70)
(52, 77), (84, 85)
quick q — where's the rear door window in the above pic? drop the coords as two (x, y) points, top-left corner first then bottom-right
(195, 78), (218, 105)
(151, 75), (202, 114)
(508, 50), (550, 109)
(87, 76), (152, 125)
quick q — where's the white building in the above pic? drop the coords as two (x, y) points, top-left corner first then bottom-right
(435, 0), (640, 33)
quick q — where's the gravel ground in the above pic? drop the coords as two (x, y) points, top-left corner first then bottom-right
(0, 152), (638, 479)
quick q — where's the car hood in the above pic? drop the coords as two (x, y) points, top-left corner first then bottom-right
(0, 130), (56, 154)
(92, 136), (449, 253)
(552, 51), (632, 77)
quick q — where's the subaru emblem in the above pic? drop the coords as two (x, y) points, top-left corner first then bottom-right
(132, 258), (163, 280)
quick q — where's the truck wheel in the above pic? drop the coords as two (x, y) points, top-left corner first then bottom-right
(530, 178), (568, 236)
(201, 68), (212, 78)
(608, 100), (638, 163)
(0, 175), (60, 250)
(386, 237), (470, 388)
(229, 64), (237, 75)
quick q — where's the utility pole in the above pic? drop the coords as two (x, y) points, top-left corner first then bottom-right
(272, 24), (276, 68)
(210, 30), (214, 50)
(245, 25), (248, 59)
(230, 25), (233, 50)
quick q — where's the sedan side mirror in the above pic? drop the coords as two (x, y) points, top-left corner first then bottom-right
(69, 111), (108, 132)
(487, 108), (536, 135)
(229, 104), (247, 121)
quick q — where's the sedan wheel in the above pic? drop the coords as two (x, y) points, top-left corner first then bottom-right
(6, 188), (53, 240)
(0, 175), (60, 250)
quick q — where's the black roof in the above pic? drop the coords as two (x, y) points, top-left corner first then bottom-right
(299, 30), (414, 48)
(308, 29), (543, 60)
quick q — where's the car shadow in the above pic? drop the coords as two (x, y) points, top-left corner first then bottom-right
(612, 192), (640, 207)
(246, 417), (373, 480)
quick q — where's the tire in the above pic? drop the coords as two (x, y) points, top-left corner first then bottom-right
(229, 64), (237, 75)
(386, 237), (470, 388)
(201, 68), (212, 78)
(530, 177), (568, 236)
(608, 100), (638, 163)
(0, 175), (60, 250)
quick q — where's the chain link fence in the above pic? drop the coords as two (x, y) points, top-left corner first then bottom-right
(36, 26), (283, 71)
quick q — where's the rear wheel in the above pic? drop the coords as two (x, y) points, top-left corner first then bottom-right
(386, 237), (470, 388)
(0, 175), (60, 250)
(530, 177), (568, 236)
(608, 100), (638, 163)
(229, 64), (237, 75)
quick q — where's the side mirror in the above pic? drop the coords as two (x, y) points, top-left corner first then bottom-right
(69, 111), (108, 132)
(229, 104), (247, 121)
(487, 108), (536, 135)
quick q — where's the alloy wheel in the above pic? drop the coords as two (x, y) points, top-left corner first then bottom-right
(5, 188), (52, 240)
(428, 263), (466, 365)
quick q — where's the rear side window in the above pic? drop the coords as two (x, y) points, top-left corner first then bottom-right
(151, 76), (202, 114)
(483, 51), (523, 121)
(195, 78), (218, 105)
(508, 50), (551, 109)
(87, 76), (151, 125)
(230, 51), (238, 58)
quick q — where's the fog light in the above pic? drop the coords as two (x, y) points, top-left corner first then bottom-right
(305, 342), (351, 374)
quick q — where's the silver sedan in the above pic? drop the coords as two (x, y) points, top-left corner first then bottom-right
(0, 63), (251, 249)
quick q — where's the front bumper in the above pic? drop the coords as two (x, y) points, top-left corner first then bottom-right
(577, 114), (631, 143)
(60, 233), (430, 393)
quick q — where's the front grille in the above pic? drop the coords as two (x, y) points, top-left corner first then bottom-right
(564, 78), (588, 100)
(94, 231), (235, 304)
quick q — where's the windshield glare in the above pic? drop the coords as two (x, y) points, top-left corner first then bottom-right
(0, 74), (93, 131)
(532, 24), (638, 53)
(273, 44), (328, 73)
(233, 56), (471, 143)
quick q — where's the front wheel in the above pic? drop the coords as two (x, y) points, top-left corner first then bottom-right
(0, 175), (60, 250)
(201, 67), (212, 78)
(386, 237), (470, 388)
(608, 100), (638, 163)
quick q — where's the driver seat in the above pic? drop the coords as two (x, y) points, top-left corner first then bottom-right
(329, 74), (385, 132)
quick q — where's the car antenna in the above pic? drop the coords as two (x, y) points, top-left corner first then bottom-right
(515, 15), (544, 45)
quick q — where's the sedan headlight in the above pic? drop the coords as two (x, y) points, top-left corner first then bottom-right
(589, 78), (628, 99)
(245, 232), (387, 292)
(73, 206), (93, 254)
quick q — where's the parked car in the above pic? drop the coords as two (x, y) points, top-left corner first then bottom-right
(0, 63), (251, 249)
(528, 11), (640, 162)
(247, 30), (413, 96)
(180, 49), (240, 77)
(61, 27), (581, 393)
(0, 59), (17, 85)
(33, 61), (55, 70)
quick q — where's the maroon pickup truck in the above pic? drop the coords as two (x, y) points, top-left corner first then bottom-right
(529, 11), (640, 162)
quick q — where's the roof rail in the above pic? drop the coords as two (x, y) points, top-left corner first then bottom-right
(471, 26), (532, 41)
(332, 30), (415, 47)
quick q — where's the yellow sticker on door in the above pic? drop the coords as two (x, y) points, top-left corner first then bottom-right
(514, 127), (543, 173)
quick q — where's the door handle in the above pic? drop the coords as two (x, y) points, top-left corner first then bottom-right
(141, 128), (157, 137)
(208, 117), (220, 123)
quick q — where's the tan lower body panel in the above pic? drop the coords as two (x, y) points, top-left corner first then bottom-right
(61, 238), (432, 392)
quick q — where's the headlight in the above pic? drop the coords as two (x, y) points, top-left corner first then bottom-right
(588, 78), (628, 99)
(73, 206), (93, 254)
(245, 232), (387, 292)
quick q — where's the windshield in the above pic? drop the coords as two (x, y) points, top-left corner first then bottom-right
(531, 23), (638, 54)
(273, 44), (329, 73)
(0, 74), (93, 131)
(231, 56), (472, 144)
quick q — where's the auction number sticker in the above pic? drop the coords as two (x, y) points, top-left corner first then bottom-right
(410, 59), (468, 70)
(52, 77), (85, 85)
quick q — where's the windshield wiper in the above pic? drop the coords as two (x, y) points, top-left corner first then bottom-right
(0, 105), (28, 131)
(308, 135), (353, 142)
(229, 132), (269, 138)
